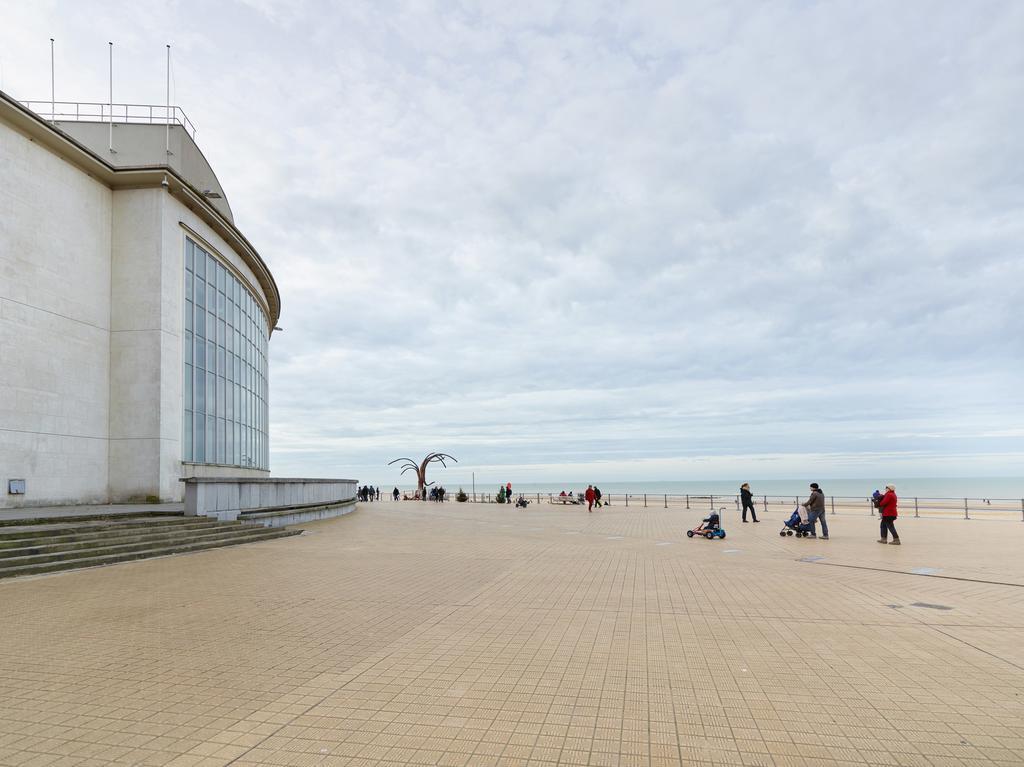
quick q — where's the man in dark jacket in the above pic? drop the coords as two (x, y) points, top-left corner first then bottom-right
(740, 483), (758, 522)
(802, 482), (828, 539)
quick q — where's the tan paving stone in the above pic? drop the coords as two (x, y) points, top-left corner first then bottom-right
(1, 501), (1023, 766)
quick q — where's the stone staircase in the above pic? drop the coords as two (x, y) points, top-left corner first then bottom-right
(0, 513), (302, 580)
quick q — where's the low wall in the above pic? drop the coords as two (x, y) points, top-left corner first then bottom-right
(182, 477), (358, 522)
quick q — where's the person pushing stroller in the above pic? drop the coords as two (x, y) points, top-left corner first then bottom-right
(802, 483), (828, 539)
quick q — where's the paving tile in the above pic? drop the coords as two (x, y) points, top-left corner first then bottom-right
(1, 502), (1022, 766)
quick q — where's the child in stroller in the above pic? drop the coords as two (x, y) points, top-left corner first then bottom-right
(780, 507), (814, 537)
(687, 509), (727, 539)
(514, 494), (529, 509)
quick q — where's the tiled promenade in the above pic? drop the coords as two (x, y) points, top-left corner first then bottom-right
(1, 500), (1023, 766)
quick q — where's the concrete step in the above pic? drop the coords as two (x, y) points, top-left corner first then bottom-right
(0, 519), (232, 549)
(0, 527), (303, 579)
(0, 523), (259, 561)
(0, 510), (183, 528)
(0, 516), (206, 541)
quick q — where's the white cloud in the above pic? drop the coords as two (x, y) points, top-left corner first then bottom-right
(2, 0), (1021, 483)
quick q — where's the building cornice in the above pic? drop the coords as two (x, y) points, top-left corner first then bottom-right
(0, 90), (281, 330)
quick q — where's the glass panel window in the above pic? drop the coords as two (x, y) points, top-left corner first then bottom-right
(206, 420), (215, 463)
(194, 368), (205, 411)
(183, 236), (270, 470)
(194, 413), (205, 462)
(216, 418), (226, 464)
(183, 409), (193, 461)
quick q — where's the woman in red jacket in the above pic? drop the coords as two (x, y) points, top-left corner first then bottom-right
(877, 484), (900, 545)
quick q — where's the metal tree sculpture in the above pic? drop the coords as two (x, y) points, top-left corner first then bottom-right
(388, 453), (458, 498)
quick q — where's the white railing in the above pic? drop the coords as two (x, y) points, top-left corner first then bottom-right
(19, 100), (197, 139)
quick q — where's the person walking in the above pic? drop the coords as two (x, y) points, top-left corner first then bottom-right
(877, 484), (900, 545)
(802, 482), (828, 539)
(506, 482), (512, 501)
(585, 485), (595, 512)
(392, 487), (400, 501)
(740, 483), (758, 522)
(593, 486), (603, 508)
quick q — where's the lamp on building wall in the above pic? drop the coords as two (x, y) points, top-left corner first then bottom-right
(201, 189), (222, 199)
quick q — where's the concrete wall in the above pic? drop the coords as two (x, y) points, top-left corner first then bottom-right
(0, 115), (113, 507)
(56, 121), (235, 223)
(106, 189), (271, 503)
(1, 112), (276, 509)
(183, 478), (358, 522)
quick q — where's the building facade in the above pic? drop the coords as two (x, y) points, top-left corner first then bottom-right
(0, 92), (280, 508)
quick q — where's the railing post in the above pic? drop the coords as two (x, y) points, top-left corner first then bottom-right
(664, 494), (667, 509)
(685, 494), (690, 509)
(914, 497), (919, 518)
(625, 494), (629, 507)
(1020, 499), (1023, 521)
(964, 498), (969, 520)
(537, 493), (541, 504)
(830, 496), (835, 516)
(869, 498), (874, 516)
(644, 493), (647, 508)
(710, 494), (714, 510)
(763, 495), (767, 513)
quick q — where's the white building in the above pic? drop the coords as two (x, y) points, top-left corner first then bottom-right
(1, 92), (280, 508)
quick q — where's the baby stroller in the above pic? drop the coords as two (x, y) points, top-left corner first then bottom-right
(515, 495), (530, 509)
(780, 507), (814, 537)
(687, 510), (727, 540)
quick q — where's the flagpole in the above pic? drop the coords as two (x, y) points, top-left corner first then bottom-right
(107, 42), (113, 153)
(49, 38), (55, 120)
(165, 44), (171, 155)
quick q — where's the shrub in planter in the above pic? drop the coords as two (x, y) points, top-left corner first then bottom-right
(456, 489), (468, 503)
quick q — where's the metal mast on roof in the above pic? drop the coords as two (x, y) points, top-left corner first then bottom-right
(107, 42), (114, 153)
(165, 44), (171, 155)
(49, 38), (54, 120)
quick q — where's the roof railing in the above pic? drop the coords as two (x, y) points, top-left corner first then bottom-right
(19, 100), (197, 139)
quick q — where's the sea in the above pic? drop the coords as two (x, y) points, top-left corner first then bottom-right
(444, 478), (1024, 500)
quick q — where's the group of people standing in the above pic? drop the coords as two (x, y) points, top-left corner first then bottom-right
(358, 485), (380, 502)
(741, 481), (900, 543)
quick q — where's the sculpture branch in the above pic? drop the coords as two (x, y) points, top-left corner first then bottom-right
(388, 453), (458, 500)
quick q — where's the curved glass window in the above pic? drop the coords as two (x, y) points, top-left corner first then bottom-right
(183, 237), (269, 469)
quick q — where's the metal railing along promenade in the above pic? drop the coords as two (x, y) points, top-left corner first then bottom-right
(20, 100), (197, 139)
(462, 492), (1024, 520)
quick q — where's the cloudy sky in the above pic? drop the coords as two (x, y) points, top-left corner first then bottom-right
(2, 1), (1022, 485)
